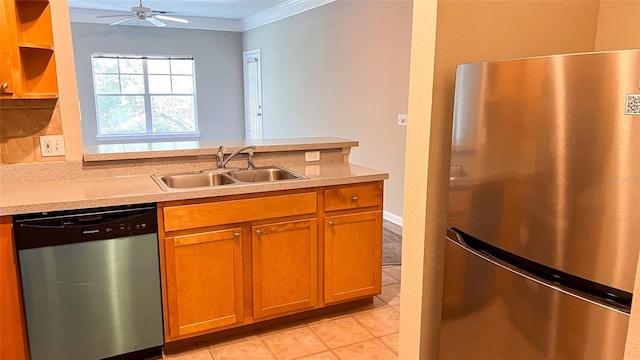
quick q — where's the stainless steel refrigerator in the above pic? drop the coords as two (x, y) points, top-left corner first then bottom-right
(440, 49), (640, 359)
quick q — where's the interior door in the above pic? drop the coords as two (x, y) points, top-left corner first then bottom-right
(243, 49), (263, 140)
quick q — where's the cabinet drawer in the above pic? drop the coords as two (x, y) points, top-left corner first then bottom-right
(163, 192), (317, 232)
(324, 184), (382, 212)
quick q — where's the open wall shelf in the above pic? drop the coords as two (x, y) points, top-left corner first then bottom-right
(1, 0), (58, 98)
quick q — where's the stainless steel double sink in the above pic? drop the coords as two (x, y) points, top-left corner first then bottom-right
(152, 166), (307, 191)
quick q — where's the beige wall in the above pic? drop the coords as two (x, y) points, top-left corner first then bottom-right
(400, 0), (604, 358)
(50, 0), (82, 161)
(242, 0), (413, 221)
(398, 1), (439, 357)
(594, 0), (640, 51)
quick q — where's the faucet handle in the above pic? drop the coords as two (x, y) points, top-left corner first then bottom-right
(247, 148), (256, 169)
(216, 146), (225, 168)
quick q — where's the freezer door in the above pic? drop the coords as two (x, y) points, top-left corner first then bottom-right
(440, 234), (629, 360)
(449, 49), (640, 292)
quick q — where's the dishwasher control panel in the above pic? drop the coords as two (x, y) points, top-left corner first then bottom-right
(13, 203), (158, 250)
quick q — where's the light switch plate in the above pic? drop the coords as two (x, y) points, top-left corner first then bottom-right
(305, 151), (320, 162)
(397, 114), (408, 126)
(40, 135), (66, 157)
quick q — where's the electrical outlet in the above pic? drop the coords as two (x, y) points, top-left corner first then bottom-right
(40, 135), (66, 157)
(397, 114), (408, 126)
(305, 151), (320, 162)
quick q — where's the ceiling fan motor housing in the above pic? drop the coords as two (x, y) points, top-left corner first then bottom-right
(132, 6), (151, 13)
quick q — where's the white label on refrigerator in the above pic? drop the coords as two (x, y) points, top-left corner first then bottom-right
(625, 94), (640, 115)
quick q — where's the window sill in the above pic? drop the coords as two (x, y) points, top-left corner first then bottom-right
(96, 133), (201, 143)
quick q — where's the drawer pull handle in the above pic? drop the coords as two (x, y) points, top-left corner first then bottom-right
(256, 229), (262, 236)
(233, 232), (240, 239)
(328, 221), (334, 227)
(352, 196), (359, 202)
(0, 83), (8, 91)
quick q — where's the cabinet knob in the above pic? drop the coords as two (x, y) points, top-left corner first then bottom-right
(256, 229), (262, 236)
(0, 83), (8, 92)
(352, 196), (359, 202)
(233, 232), (240, 239)
(328, 221), (334, 227)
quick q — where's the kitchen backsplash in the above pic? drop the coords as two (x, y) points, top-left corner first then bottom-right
(0, 99), (64, 164)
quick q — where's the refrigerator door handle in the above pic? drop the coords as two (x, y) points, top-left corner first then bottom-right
(446, 228), (631, 315)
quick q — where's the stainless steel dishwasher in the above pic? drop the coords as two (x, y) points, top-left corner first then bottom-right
(13, 203), (164, 360)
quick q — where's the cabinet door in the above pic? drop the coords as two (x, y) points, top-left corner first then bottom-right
(0, 217), (29, 359)
(0, 0), (18, 96)
(164, 228), (243, 339)
(324, 211), (382, 304)
(252, 219), (318, 319)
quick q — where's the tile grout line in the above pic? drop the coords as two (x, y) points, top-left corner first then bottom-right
(258, 335), (279, 360)
(307, 313), (377, 351)
(259, 331), (285, 360)
(376, 332), (400, 356)
(351, 306), (401, 339)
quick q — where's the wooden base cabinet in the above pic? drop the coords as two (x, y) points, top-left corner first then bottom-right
(163, 228), (244, 339)
(159, 190), (319, 341)
(252, 219), (318, 319)
(324, 211), (382, 304)
(158, 183), (384, 342)
(323, 183), (383, 304)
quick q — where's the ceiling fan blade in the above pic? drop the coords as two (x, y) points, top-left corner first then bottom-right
(97, 14), (133, 18)
(146, 17), (166, 27)
(155, 15), (189, 24)
(110, 17), (135, 26)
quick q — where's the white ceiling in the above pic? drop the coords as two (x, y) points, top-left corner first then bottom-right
(68, 0), (284, 20)
(68, 0), (334, 31)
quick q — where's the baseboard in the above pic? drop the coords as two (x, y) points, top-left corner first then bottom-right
(383, 211), (403, 235)
(383, 211), (403, 227)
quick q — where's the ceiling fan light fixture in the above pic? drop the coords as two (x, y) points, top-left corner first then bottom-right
(156, 15), (189, 24)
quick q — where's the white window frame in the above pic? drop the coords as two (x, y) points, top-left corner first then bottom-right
(91, 53), (199, 141)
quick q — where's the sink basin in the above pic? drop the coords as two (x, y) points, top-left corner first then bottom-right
(152, 166), (307, 191)
(228, 166), (307, 182)
(152, 172), (236, 190)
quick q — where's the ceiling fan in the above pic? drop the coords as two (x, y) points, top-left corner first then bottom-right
(96, 0), (189, 27)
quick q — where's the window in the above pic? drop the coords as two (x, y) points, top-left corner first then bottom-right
(91, 54), (198, 138)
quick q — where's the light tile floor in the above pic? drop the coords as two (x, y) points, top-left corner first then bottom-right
(163, 265), (402, 360)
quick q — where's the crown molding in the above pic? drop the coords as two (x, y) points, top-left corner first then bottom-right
(69, 0), (335, 32)
(241, 0), (335, 31)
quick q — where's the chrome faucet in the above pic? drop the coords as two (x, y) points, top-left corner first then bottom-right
(217, 145), (256, 169)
